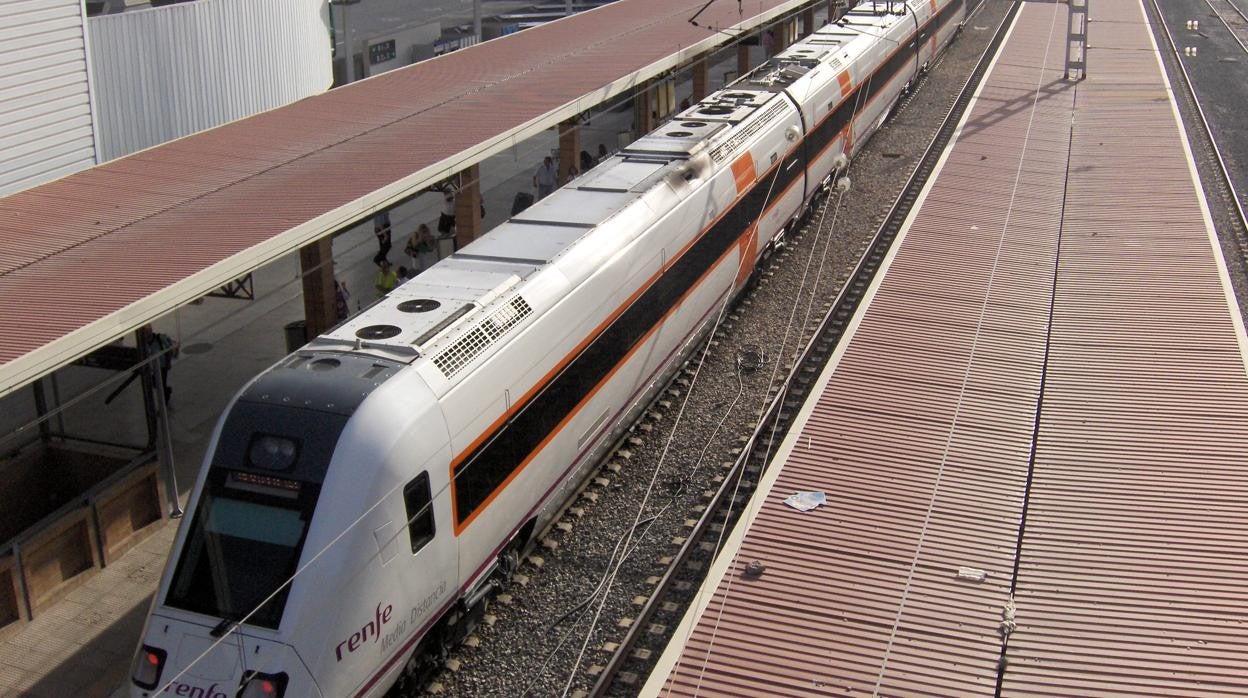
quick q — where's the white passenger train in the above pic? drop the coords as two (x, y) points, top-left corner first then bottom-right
(131, 2), (966, 695)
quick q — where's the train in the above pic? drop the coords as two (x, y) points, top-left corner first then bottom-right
(129, 1), (967, 695)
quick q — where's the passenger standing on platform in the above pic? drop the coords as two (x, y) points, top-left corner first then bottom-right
(437, 188), (457, 239)
(373, 212), (392, 266)
(376, 259), (398, 298)
(405, 223), (437, 273)
(597, 143), (609, 162)
(533, 156), (557, 199)
(580, 150), (595, 175)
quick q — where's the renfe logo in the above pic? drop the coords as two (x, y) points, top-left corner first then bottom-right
(162, 682), (228, 697)
(335, 602), (393, 661)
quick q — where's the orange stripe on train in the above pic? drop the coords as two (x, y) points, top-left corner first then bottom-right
(730, 153), (755, 194)
(837, 70), (853, 98)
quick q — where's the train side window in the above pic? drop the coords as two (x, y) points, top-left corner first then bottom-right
(403, 473), (436, 553)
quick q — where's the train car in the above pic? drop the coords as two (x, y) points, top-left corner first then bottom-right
(129, 1), (966, 695)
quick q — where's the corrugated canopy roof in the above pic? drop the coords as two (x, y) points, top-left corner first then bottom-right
(0, 0), (816, 399)
(649, 0), (1248, 694)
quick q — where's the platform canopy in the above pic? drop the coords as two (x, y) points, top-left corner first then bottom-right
(0, 0), (820, 399)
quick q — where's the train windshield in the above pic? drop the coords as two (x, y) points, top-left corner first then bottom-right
(165, 469), (320, 629)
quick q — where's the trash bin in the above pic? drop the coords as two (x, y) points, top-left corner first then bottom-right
(283, 320), (307, 353)
(436, 235), (456, 260)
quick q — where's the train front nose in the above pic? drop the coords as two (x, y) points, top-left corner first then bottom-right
(131, 618), (319, 697)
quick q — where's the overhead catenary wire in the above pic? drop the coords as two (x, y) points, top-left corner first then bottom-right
(558, 142), (793, 697)
(683, 176), (848, 695)
(152, 94), (773, 698)
(522, 361), (748, 695)
(681, 17), (934, 686)
(146, 15), (848, 696)
(866, 4), (1063, 690)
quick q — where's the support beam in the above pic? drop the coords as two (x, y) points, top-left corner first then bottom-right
(692, 58), (709, 102)
(634, 87), (654, 138)
(803, 6), (815, 34)
(558, 119), (581, 184)
(455, 165), (483, 248)
(135, 327), (157, 450)
(135, 325), (179, 516)
(31, 379), (50, 441)
(299, 238), (337, 338)
(773, 19), (794, 53)
(737, 43), (751, 79)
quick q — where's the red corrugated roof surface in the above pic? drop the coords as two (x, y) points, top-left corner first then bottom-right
(1001, 0), (1248, 694)
(656, 4), (1075, 694)
(0, 0), (809, 393)
(652, 0), (1248, 694)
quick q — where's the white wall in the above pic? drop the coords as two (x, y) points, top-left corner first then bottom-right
(87, 0), (333, 162)
(0, 0), (98, 197)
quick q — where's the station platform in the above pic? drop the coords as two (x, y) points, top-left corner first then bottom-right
(0, 105), (649, 698)
(646, 0), (1248, 694)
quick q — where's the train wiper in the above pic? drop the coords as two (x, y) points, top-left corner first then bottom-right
(210, 616), (237, 638)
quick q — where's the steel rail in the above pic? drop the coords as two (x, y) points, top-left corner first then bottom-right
(587, 1), (1021, 694)
(1151, 0), (1248, 244)
(1200, 0), (1248, 54)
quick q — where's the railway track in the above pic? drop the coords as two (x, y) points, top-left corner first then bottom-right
(1202, 0), (1248, 53)
(588, 1), (1024, 695)
(1147, 0), (1248, 270)
(415, 3), (1017, 696)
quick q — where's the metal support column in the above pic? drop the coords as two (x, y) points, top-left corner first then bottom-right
(151, 358), (182, 518)
(136, 327), (181, 518)
(692, 58), (709, 102)
(634, 87), (654, 137)
(299, 238), (337, 338)
(454, 165), (483, 249)
(31, 379), (51, 441)
(1066, 0), (1088, 80)
(558, 119), (581, 184)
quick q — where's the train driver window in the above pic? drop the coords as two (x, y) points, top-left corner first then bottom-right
(404, 473), (436, 553)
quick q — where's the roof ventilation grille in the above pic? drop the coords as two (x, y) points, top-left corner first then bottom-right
(398, 299), (441, 313)
(432, 295), (533, 378)
(356, 325), (402, 340)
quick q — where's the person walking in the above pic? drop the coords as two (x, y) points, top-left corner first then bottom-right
(405, 223), (438, 273)
(373, 212), (392, 266)
(533, 156), (557, 199)
(437, 187), (457, 239)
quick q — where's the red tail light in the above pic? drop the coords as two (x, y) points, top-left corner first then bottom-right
(131, 644), (167, 690)
(238, 671), (288, 698)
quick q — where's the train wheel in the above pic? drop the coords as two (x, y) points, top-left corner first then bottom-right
(392, 625), (449, 696)
(499, 544), (521, 579)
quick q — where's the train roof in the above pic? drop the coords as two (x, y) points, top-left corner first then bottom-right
(312, 119), (794, 378)
(308, 1), (912, 385)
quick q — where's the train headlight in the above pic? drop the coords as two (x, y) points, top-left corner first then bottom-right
(238, 671), (288, 698)
(131, 645), (167, 690)
(248, 435), (298, 471)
